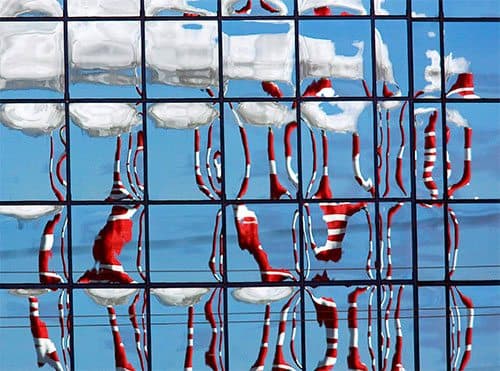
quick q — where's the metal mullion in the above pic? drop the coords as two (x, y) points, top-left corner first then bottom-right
(0, 16), (219, 22)
(418, 280), (500, 287)
(406, 1), (421, 370)
(415, 98), (500, 103)
(0, 283), (70, 290)
(215, 2), (230, 370)
(0, 16), (64, 21)
(304, 197), (405, 204)
(305, 279), (413, 288)
(60, 1), (76, 370)
(0, 280), (423, 289)
(1, 15), (498, 23)
(9, 196), (500, 206)
(0, 200), (68, 205)
(368, 1), (385, 370)
(301, 96), (407, 101)
(292, 1), (308, 369)
(429, 16), (500, 22)
(0, 279), (426, 288)
(2, 97), (499, 104)
(139, 0), (153, 369)
(447, 198), (500, 204)
(149, 199), (223, 205)
(225, 198), (300, 204)
(438, 2), (452, 370)
(416, 198), (500, 204)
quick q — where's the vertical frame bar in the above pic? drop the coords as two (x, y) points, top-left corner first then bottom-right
(406, 1), (421, 370)
(438, 2), (452, 370)
(216, 2), (231, 370)
(62, 1), (75, 370)
(139, 2), (153, 370)
(292, 1), (308, 369)
(370, 2), (384, 370)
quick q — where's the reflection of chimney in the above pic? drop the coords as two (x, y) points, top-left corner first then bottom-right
(456, 289), (475, 371)
(250, 304), (271, 371)
(314, 202), (367, 262)
(39, 213), (63, 285)
(383, 82), (394, 97)
(272, 293), (299, 371)
(107, 306), (136, 371)
(302, 78), (335, 100)
(78, 205), (139, 284)
(107, 137), (133, 202)
(234, 205), (294, 282)
(235, 0), (252, 14)
(29, 297), (64, 371)
(314, 6), (331, 15)
(184, 306), (195, 371)
(347, 287), (369, 371)
(447, 73), (479, 99)
(204, 290), (219, 371)
(310, 294), (339, 370)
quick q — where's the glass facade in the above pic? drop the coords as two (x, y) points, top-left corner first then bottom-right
(0, 1), (499, 370)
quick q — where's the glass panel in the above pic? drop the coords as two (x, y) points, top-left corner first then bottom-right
(68, 21), (142, 98)
(0, 22), (64, 98)
(228, 285), (300, 369)
(380, 284), (415, 370)
(376, 99), (411, 198)
(68, 0), (140, 16)
(0, 0), (63, 17)
(224, 102), (297, 200)
(151, 287), (224, 369)
(411, 0), (438, 18)
(419, 286), (446, 369)
(145, 20), (219, 98)
(298, 0), (369, 16)
(412, 21), (440, 96)
(70, 103), (144, 201)
(72, 205), (146, 284)
(73, 288), (147, 370)
(380, 202), (413, 279)
(223, 0), (292, 16)
(301, 102), (374, 199)
(375, 21), (409, 97)
(0, 103), (67, 200)
(0, 289), (70, 371)
(414, 102), (444, 200)
(375, 0), (406, 16)
(305, 285), (414, 371)
(449, 285), (500, 370)
(443, 0), (500, 17)
(445, 22), (499, 99)
(149, 205), (222, 282)
(447, 203), (500, 281)
(417, 202), (445, 280)
(299, 19), (372, 97)
(223, 20), (296, 98)
(0, 205), (67, 283)
(226, 203), (299, 282)
(303, 202), (375, 280)
(146, 0), (217, 16)
(148, 102), (221, 200)
(446, 103), (499, 199)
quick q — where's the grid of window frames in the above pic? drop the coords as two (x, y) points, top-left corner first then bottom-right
(0, 1), (499, 370)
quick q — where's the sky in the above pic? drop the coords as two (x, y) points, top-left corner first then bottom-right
(0, 1), (499, 370)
